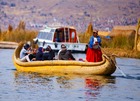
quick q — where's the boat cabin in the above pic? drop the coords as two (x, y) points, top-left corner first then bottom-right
(34, 25), (86, 52)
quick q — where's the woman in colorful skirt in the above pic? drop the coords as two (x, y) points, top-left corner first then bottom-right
(86, 30), (102, 62)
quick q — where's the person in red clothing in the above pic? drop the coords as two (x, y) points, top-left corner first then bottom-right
(86, 30), (102, 62)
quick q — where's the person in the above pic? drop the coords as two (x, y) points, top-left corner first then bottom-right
(35, 47), (43, 61)
(20, 43), (31, 62)
(42, 45), (55, 60)
(86, 30), (102, 62)
(42, 46), (50, 60)
(58, 44), (75, 60)
(28, 48), (37, 61)
(47, 45), (55, 60)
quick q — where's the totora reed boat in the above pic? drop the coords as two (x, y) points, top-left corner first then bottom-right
(13, 43), (116, 75)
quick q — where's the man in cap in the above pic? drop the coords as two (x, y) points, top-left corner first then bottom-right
(58, 44), (75, 60)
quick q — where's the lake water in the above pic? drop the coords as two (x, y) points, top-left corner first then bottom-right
(0, 49), (140, 101)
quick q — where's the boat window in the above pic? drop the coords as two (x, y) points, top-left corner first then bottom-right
(53, 29), (65, 42)
(37, 32), (53, 40)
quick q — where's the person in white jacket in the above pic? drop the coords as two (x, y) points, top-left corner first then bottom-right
(20, 43), (31, 62)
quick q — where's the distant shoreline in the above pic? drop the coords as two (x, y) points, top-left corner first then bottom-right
(0, 41), (18, 49)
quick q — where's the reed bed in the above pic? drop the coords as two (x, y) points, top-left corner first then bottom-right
(78, 31), (140, 58)
(1, 30), (37, 42)
(78, 32), (135, 50)
(0, 21), (38, 43)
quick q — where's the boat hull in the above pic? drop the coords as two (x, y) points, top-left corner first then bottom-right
(13, 43), (116, 75)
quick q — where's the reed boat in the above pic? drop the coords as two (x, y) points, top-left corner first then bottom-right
(13, 43), (116, 75)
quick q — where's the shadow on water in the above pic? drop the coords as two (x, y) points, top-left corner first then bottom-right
(118, 64), (140, 68)
(115, 65), (140, 80)
(13, 71), (116, 84)
(13, 71), (117, 100)
(11, 71), (118, 101)
(13, 71), (116, 89)
(7, 69), (17, 71)
(116, 75), (140, 80)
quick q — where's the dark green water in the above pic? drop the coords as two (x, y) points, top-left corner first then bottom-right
(0, 49), (140, 101)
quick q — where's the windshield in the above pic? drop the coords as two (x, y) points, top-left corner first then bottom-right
(37, 31), (53, 41)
